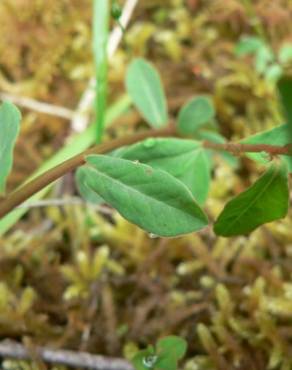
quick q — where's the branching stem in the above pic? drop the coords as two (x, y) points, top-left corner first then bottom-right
(0, 127), (291, 219)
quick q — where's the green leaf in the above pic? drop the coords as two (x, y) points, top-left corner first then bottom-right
(155, 355), (176, 370)
(157, 336), (187, 360)
(93, 0), (110, 142)
(155, 337), (187, 370)
(82, 154), (208, 237)
(235, 36), (264, 56)
(177, 97), (215, 135)
(118, 138), (212, 205)
(278, 44), (292, 64)
(76, 167), (103, 204)
(131, 348), (156, 370)
(0, 102), (21, 195)
(278, 77), (292, 129)
(214, 161), (289, 237)
(264, 64), (283, 83)
(241, 124), (292, 171)
(126, 58), (168, 128)
(255, 45), (274, 74)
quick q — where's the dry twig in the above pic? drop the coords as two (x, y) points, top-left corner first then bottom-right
(0, 341), (134, 370)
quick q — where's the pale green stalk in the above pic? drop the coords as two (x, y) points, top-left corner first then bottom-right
(93, 0), (110, 143)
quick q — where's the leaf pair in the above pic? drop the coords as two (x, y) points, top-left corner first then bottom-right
(126, 58), (214, 133)
(0, 102), (21, 195)
(131, 336), (187, 370)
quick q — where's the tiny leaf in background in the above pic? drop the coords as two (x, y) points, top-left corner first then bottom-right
(156, 336), (187, 361)
(265, 64), (283, 83)
(0, 102), (21, 195)
(81, 154), (208, 237)
(131, 336), (187, 370)
(234, 36), (264, 56)
(255, 45), (274, 74)
(126, 58), (168, 128)
(214, 161), (289, 237)
(177, 96), (215, 135)
(278, 44), (292, 64)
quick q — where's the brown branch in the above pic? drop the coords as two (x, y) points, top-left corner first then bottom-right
(0, 126), (175, 219)
(0, 341), (133, 370)
(203, 141), (292, 156)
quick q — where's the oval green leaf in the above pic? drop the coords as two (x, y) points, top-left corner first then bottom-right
(83, 154), (208, 237)
(0, 102), (21, 195)
(157, 336), (187, 360)
(234, 36), (264, 56)
(214, 161), (289, 237)
(126, 58), (168, 128)
(118, 138), (212, 205)
(177, 96), (215, 135)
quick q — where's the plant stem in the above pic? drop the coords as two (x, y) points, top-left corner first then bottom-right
(93, 0), (110, 143)
(0, 132), (291, 220)
(203, 141), (292, 156)
(0, 126), (175, 219)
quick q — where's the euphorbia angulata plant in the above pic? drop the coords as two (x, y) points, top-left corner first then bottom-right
(1, 58), (292, 238)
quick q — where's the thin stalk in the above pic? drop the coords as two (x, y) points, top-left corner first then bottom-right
(93, 0), (110, 143)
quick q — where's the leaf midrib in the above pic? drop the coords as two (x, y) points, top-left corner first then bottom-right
(86, 163), (203, 222)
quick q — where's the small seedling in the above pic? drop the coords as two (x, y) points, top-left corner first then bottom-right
(131, 336), (187, 370)
(235, 36), (292, 83)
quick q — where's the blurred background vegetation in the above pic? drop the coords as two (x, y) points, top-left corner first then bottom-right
(1, 0), (292, 369)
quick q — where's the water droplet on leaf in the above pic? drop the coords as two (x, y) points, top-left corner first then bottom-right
(142, 356), (158, 368)
(149, 233), (159, 239)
